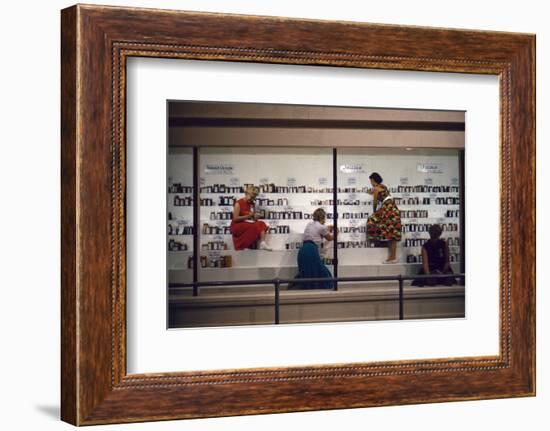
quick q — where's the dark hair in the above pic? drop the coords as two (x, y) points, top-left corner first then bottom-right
(428, 224), (443, 239)
(369, 172), (383, 184)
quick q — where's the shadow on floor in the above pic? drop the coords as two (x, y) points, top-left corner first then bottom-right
(35, 404), (59, 420)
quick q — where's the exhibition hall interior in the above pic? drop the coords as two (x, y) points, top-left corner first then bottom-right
(167, 101), (465, 328)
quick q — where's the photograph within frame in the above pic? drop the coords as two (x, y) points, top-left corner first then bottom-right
(167, 100), (466, 328)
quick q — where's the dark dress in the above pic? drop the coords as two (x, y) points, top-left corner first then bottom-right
(367, 186), (402, 241)
(230, 198), (268, 250)
(412, 239), (456, 286)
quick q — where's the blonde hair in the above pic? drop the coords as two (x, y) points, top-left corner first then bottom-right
(312, 208), (326, 222)
(246, 185), (259, 194)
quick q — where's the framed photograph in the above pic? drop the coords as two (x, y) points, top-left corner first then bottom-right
(61, 4), (535, 425)
(164, 100), (466, 330)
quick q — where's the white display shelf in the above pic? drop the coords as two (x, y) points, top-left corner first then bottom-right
(168, 245), (461, 262)
(168, 262), (464, 279)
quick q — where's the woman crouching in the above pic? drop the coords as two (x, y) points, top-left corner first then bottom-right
(292, 208), (336, 289)
(412, 224), (457, 286)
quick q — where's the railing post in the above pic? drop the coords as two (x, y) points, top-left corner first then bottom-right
(332, 148), (339, 292)
(398, 275), (404, 320)
(192, 146), (199, 297)
(274, 278), (280, 324)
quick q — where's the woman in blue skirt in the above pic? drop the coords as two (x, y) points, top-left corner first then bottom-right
(292, 208), (336, 289)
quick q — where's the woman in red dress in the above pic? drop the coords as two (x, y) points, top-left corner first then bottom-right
(230, 186), (272, 251)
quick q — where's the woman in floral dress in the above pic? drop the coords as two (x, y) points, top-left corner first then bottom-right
(366, 172), (402, 263)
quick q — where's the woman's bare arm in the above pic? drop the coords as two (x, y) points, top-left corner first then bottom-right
(323, 225), (336, 241)
(232, 202), (250, 223)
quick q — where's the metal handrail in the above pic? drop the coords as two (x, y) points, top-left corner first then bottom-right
(169, 272), (465, 323)
(170, 273), (464, 288)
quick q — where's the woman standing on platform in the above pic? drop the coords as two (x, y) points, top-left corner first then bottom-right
(230, 186), (272, 251)
(366, 172), (402, 263)
(292, 208), (336, 290)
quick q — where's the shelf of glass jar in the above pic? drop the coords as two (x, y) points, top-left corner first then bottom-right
(168, 182), (193, 207)
(202, 209), (383, 221)
(201, 183), (335, 194)
(202, 213), (460, 230)
(197, 198), (370, 207)
(172, 192), (459, 208)
(167, 238), (192, 252)
(171, 217), (459, 235)
(199, 182), (459, 194)
(185, 255), (336, 269)
(196, 190), (336, 206)
(404, 236), (460, 247)
(170, 209), (459, 225)
(405, 254), (461, 264)
(167, 183), (194, 193)
(198, 184), (458, 193)
(168, 209), (459, 226)
(172, 232), (461, 251)
(171, 197), (460, 210)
